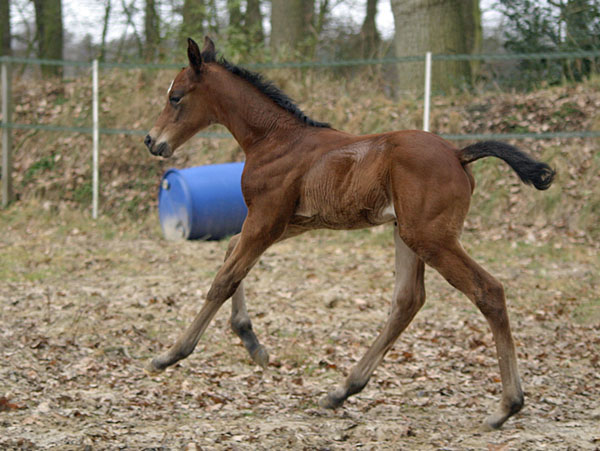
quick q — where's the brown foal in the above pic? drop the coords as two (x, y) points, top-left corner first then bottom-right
(144, 37), (555, 430)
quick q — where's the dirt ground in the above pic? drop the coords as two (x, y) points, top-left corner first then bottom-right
(1, 204), (599, 450)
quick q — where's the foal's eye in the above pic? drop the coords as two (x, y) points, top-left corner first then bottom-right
(169, 95), (182, 106)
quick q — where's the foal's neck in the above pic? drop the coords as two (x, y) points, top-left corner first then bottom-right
(207, 66), (308, 153)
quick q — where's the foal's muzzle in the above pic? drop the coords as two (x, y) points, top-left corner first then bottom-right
(144, 134), (172, 158)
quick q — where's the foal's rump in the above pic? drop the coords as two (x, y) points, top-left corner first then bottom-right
(385, 130), (555, 208)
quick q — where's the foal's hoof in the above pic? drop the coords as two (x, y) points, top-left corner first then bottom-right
(481, 412), (508, 432)
(144, 359), (165, 377)
(318, 391), (345, 409)
(250, 345), (269, 369)
(479, 421), (500, 432)
(481, 396), (524, 431)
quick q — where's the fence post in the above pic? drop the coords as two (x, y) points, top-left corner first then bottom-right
(92, 59), (99, 219)
(1, 60), (13, 208)
(423, 51), (432, 132)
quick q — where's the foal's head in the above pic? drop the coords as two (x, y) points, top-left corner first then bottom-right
(145, 37), (217, 158)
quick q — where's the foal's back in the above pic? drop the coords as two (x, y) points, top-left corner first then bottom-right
(292, 129), (473, 233)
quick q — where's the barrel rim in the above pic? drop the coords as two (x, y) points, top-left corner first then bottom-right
(158, 167), (194, 239)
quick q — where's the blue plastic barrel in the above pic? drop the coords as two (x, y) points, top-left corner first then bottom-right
(158, 163), (247, 241)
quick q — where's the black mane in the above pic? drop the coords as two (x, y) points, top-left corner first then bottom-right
(202, 50), (330, 129)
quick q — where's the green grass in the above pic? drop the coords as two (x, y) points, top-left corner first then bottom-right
(552, 101), (582, 120)
(572, 298), (600, 323)
(1, 198), (598, 326)
(0, 200), (156, 281)
(22, 153), (57, 185)
(307, 227), (599, 325)
(73, 181), (93, 203)
(467, 239), (599, 324)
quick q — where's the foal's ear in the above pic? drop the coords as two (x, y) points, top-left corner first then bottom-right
(187, 38), (202, 73)
(202, 36), (216, 56)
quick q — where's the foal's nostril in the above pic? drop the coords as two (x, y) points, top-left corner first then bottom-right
(144, 134), (153, 149)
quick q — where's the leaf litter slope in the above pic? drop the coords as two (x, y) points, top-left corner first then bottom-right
(0, 205), (599, 449)
(8, 71), (600, 243)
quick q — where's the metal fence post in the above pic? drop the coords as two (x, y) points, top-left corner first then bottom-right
(1, 60), (13, 208)
(92, 59), (99, 219)
(423, 51), (432, 132)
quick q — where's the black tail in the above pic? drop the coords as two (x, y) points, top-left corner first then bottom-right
(459, 141), (555, 190)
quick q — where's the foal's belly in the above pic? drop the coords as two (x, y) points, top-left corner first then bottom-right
(293, 146), (395, 230)
(292, 202), (396, 230)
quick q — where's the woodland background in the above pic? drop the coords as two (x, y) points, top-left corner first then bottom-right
(0, 1), (599, 449)
(1, 0), (600, 89)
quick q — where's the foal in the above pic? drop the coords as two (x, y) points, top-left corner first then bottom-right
(144, 37), (555, 430)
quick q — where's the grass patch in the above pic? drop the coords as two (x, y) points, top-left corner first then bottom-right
(73, 181), (93, 204)
(572, 298), (600, 323)
(1, 199), (598, 328)
(22, 153), (57, 185)
(467, 238), (599, 324)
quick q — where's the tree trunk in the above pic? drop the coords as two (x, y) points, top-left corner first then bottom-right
(98, 0), (111, 61)
(227, 0), (243, 28)
(1, 0), (10, 56)
(315, 0), (329, 38)
(359, 0), (380, 58)
(461, 0), (482, 81)
(562, 0), (597, 80)
(245, 0), (264, 44)
(181, 0), (206, 44)
(563, 0), (596, 48)
(207, 0), (219, 35)
(390, 0), (481, 93)
(144, 0), (160, 62)
(119, 0), (143, 59)
(270, 0), (314, 56)
(32, 0), (63, 76)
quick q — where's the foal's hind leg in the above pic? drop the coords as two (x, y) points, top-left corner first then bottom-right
(424, 239), (524, 430)
(320, 225), (425, 409)
(226, 234), (269, 368)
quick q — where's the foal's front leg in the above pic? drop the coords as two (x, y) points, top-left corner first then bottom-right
(231, 281), (269, 368)
(227, 234), (269, 368)
(230, 281), (269, 368)
(145, 217), (284, 374)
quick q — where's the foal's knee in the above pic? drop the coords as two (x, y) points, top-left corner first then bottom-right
(207, 277), (241, 304)
(475, 277), (507, 319)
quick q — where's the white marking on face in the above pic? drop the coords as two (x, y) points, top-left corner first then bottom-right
(167, 79), (174, 95)
(156, 129), (172, 145)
